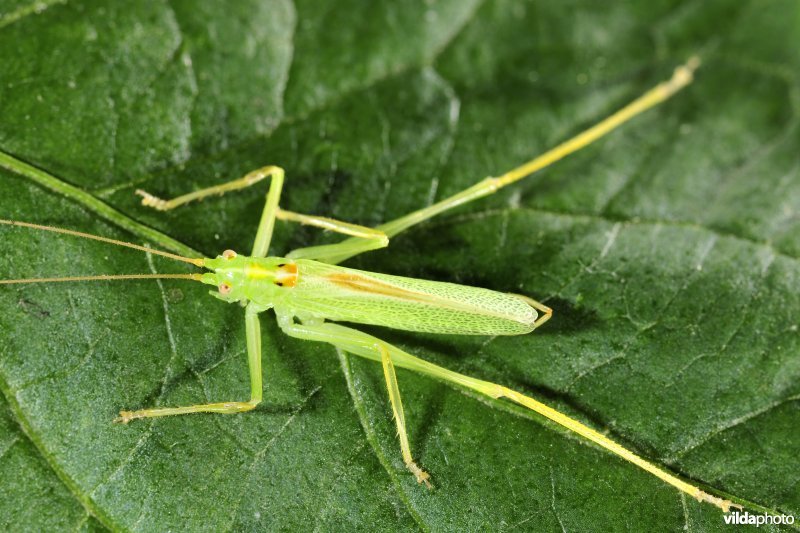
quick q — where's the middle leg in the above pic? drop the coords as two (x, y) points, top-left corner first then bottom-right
(276, 313), (432, 485)
(378, 342), (431, 487)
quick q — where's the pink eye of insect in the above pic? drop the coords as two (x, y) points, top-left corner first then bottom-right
(223, 249), (237, 259)
(218, 283), (232, 295)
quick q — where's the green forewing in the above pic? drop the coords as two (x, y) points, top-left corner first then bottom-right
(284, 260), (537, 335)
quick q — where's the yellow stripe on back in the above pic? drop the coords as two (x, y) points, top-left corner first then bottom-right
(245, 263), (273, 280)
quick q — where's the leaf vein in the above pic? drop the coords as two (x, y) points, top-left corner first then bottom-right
(0, 0), (67, 30)
(671, 393), (800, 460)
(89, 252), (183, 497)
(223, 383), (323, 532)
(440, 206), (800, 263)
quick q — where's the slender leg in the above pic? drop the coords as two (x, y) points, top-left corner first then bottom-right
(277, 209), (388, 241)
(136, 165), (388, 259)
(136, 166), (282, 212)
(318, 58), (700, 265)
(249, 167), (285, 258)
(115, 303), (264, 422)
(275, 312), (735, 511)
(135, 165), (286, 258)
(276, 313), (431, 485)
(378, 342), (431, 487)
(282, 210), (389, 261)
(286, 232), (388, 261)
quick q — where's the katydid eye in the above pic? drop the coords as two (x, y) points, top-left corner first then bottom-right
(218, 283), (232, 295)
(222, 249), (237, 259)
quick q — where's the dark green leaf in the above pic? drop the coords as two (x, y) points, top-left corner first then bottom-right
(1, 0), (798, 531)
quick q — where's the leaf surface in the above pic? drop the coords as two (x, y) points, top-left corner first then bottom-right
(0, 0), (798, 531)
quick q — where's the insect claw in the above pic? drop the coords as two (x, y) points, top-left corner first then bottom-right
(694, 490), (740, 513)
(407, 462), (432, 489)
(135, 189), (169, 211)
(418, 473), (432, 490)
(114, 410), (137, 424)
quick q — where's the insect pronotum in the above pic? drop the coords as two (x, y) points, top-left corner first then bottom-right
(0, 57), (738, 512)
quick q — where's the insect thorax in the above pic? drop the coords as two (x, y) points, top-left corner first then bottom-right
(200, 254), (297, 305)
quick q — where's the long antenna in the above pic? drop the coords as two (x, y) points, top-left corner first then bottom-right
(0, 274), (203, 285)
(0, 219), (206, 267)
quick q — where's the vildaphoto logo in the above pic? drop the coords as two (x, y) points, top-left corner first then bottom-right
(723, 511), (795, 527)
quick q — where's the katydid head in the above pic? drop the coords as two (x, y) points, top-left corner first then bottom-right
(200, 251), (297, 305)
(0, 220), (299, 304)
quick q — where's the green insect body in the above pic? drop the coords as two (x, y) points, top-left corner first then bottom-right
(203, 254), (538, 335)
(1, 58), (739, 513)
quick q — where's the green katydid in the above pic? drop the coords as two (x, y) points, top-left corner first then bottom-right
(0, 57), (737, 511)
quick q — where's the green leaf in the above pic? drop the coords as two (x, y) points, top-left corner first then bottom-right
(1, 0), (798, 531)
